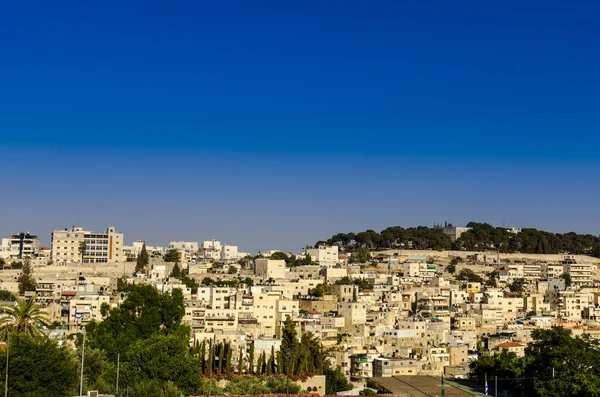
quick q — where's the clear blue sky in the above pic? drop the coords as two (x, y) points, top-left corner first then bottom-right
(1, 1), (599, 253)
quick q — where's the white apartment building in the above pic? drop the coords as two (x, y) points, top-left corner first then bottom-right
(565, 262), (594, 287)
(3, 232), (41, 259)
(255, 259), (286, 280)
(68, 285), (110, 332)
(51, 226), (124, 264)
(123, 241), (165, 259)
(220, 245), (239, 263)
(199, 240), (222, 261)
(169, 241), (199, 263)
(542, 263), (564, 279)
(305, 245), (339, 267)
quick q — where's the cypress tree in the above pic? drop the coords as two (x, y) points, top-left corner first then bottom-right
(248, 343), (255, 375)
(208, 339), (215, 376)
(200, 340), (207, 375)
(256, 352), (263, 375)
(238, 345), (244, 374)
(171, 262), (182, 278)
(281, 316), (299, 375)
(136, 242), (149, 273)
(218, 342), (225, 374)
(261, 352), (267, 375)
(225, 345), (232, 377)
(268, 348), (275, 374)
(277, 349), (283, 375)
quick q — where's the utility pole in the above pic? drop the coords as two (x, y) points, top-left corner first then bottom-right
(208, 335), (215, 397)
(495, 375), (498, 397)
(4, 332), (9, 397)
(4, 295), (11, 397)
(80, 329), (86, 397)
(116, 353), (120, 395)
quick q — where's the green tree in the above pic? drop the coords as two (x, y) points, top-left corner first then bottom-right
(349, 247), (372, 264)
(117, 276), (132, 292)
(171, 262), (182, 278)
(136, 242), (149, 273)
(0, 334), (78, 396)
(0, 290), (13, 301)
(17, 258), (36, 294)
(248, 343), (255, 375)
(486, 271), (499, 287)
(0, 295), (50, 338)
(509, 278), (527, 292)
(86, 284), (185, 360)
(445, 263), (456, 274)
(79, 241), (87, 263)
(225, 375), (300, 395)
(560, 272), (572, 287)
(181, 276), (199, 294)
(360, 388), (377, 395)
(128, 379), (184, 397)
(457, 269), (484, 283)
(270, 252), (290, 261)
(281, 316), (299, 375)
(164, 248), (180, 263)
(523, 327), (600, 397)
(324, 366), (353, 394)
(469, 350), (524, 396)
(81, 347), (110, 392)
(121, 328), (203, 395)
(308, 283), (330, 298)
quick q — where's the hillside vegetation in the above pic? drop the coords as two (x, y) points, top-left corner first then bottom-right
(315, 222), (600, 258)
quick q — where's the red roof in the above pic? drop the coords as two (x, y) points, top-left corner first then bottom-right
(61, 291), (77, 296)
(496, 342), (525, 348)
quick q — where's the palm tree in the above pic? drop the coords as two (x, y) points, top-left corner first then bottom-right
(0, 295), (50, 338)
(78, 241), (87, 263)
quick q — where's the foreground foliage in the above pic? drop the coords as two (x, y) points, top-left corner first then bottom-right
(470, 327), (600, 396)
(0, 334), (78, 397)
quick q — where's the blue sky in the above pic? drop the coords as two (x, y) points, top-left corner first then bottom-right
(1, 1), (599, 252)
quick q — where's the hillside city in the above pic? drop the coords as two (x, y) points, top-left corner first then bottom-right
(2, 223), (600, 396)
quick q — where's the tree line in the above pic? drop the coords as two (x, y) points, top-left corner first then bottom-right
(316, 222), (600, 257)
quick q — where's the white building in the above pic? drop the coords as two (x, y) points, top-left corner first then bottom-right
(199, 240), (222, 261)
(169, 241), (199, 263)
(255, 259), (286, 280)
(221, 245), (239, 263)
(305, 245), (339, 267)
(3, 233), (41, 259)
(51, 226), (125, 264)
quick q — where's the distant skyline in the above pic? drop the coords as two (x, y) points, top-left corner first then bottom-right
(1, 1), (599, 253)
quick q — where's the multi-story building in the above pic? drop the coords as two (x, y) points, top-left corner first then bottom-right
(305, 245), (339, 267)
(7, 232), (41, 259)
(123, 240), (165, 260)
(199, 240), (222, 261)
(373, 357), (418, 377)
(565, 261), (594, 287)
(68, 285), (110, 332)
(255, 259), (286, 280)
(442, 227), (472, 242)
(220, 245), (239, 263)
(51, 226), (124, 264)
(169, 241), (199, 263)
